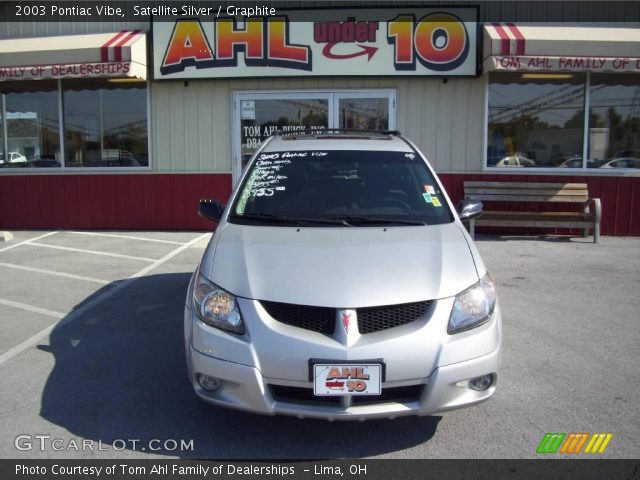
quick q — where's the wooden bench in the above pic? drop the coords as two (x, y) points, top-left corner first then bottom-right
(463, 182), (602, 243)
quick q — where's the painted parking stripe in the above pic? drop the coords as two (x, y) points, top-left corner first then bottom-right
(0, 233), (210, 367)
(0, 298), (65, 319)
(0, 231), (59, 254)
(0, 262), (109, 285)
(27, 242), (157, 262)
(67, 231), (187, 245)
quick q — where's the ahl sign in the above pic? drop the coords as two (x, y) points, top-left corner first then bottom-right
(152, 8), (478, 79)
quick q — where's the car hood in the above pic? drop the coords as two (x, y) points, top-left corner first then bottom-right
(206, 222), (479, 308)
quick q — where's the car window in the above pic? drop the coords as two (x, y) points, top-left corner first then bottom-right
(230, 150), (453, 226)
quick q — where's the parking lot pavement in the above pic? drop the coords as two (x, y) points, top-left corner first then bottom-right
(0, 231), (638, 459)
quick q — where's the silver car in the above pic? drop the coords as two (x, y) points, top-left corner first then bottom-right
(185, 130), (501, 420)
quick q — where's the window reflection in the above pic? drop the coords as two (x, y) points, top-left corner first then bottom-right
(588, 74), (640, 169)
(0, 81), (60, 168)
(63, 79), (148, 168)
(240, 98), (328, 167)
(339, 98), (389, 130)
(487, 73), (585, 168)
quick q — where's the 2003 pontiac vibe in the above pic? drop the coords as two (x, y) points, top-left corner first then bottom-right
(185, 130), (501, 420)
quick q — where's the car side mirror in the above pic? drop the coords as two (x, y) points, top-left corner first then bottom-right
(457, 198), (483, 221)
(198, 199), (224, 222)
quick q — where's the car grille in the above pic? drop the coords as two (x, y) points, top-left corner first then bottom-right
(260, 300), (431, 335)
(357, 301), (432, 334)
(261, 301), (335, 334)
(269, 384), (425, 406)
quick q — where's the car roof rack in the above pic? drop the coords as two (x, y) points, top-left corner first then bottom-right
(274, 128), (402, 137)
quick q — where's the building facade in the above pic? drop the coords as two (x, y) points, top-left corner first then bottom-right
(1, 3), (639, 234)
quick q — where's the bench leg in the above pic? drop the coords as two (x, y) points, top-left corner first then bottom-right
(592, 198), (602, 244)
(583, 202), (589, 238)
(470, 219), (475, 239)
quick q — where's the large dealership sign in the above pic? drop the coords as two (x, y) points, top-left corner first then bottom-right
(152, 8), (478, 79)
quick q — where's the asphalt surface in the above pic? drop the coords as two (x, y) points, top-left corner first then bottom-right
(0, 229), (638, 459)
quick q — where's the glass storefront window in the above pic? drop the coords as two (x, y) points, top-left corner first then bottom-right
(63, 79), (148, 168)
(487, 73), (586, 168)
(240, 98), (328, 168)
(235, 91), (396, 179)
(588, 74), (640, 169)
(338, 97), (389, 130)
(0, 81), (60, 168)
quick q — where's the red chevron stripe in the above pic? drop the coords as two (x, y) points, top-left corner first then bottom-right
(113, 30), (141, 62)
(100, 30), (129, 62)
(492, 23), (511, 55)
(507, 23), (526, 55)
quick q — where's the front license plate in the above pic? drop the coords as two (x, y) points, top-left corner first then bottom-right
(313, 364), (381, 396)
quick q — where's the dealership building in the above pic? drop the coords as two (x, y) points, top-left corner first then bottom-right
(0, 2), (639, 235)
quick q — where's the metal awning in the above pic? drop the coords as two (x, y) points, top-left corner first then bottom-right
(0, 30), (147, 81)
(483, 24), (640, 73)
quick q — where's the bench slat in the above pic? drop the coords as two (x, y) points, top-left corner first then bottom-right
(476, 221), (593, 228)
(475, 219), (593, 228)
(465, 194), (589, 202)
(480, 211), (593, 219)
(464, 181), (587, 189)
(465, 188), (589, 196)
(479, 216), (594, 223)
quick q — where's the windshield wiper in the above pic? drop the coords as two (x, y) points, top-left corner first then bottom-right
(229, 213), (347, 225)
(334, 216), (427, 226)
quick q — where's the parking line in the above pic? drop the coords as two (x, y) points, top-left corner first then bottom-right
(0, 232), (211, 367)
(0, 231), (59, 254)
(0, 262), (109, 285)
(27, 242), (157, 262)
(0, 298), (65, 319)
(67, 231), (187, 245)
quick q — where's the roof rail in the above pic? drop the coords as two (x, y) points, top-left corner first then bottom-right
(274, 128), (402, 137)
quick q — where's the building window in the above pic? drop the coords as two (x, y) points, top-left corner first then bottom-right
(588, 74), (640, 169)
(0, 79), (148, 170)
(0, 81), (60, 168)
(487, 72), (640, 170)
(63, 79), (148, 168)
(239, 97), (329, 168)
(487, 72), (586, 168)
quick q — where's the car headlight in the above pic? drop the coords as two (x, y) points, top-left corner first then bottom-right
(192, 272), (245, 334)
(448, 273), (496, 334)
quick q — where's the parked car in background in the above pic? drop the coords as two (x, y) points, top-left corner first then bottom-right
(599, 158), (640, 169)
(558, 157), (603, 169)
(0, 151), (27, 164)
(495, 154), (536, 167)
(558, 157), (583, 168)
(185, 129), (501, 420)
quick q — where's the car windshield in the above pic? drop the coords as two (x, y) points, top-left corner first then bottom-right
(230, 150), (454, 226)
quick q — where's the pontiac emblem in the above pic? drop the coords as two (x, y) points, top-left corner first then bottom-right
(341, 311), (351, 333)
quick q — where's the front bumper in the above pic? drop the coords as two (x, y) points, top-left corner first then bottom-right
(184, 297), (501, 421)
